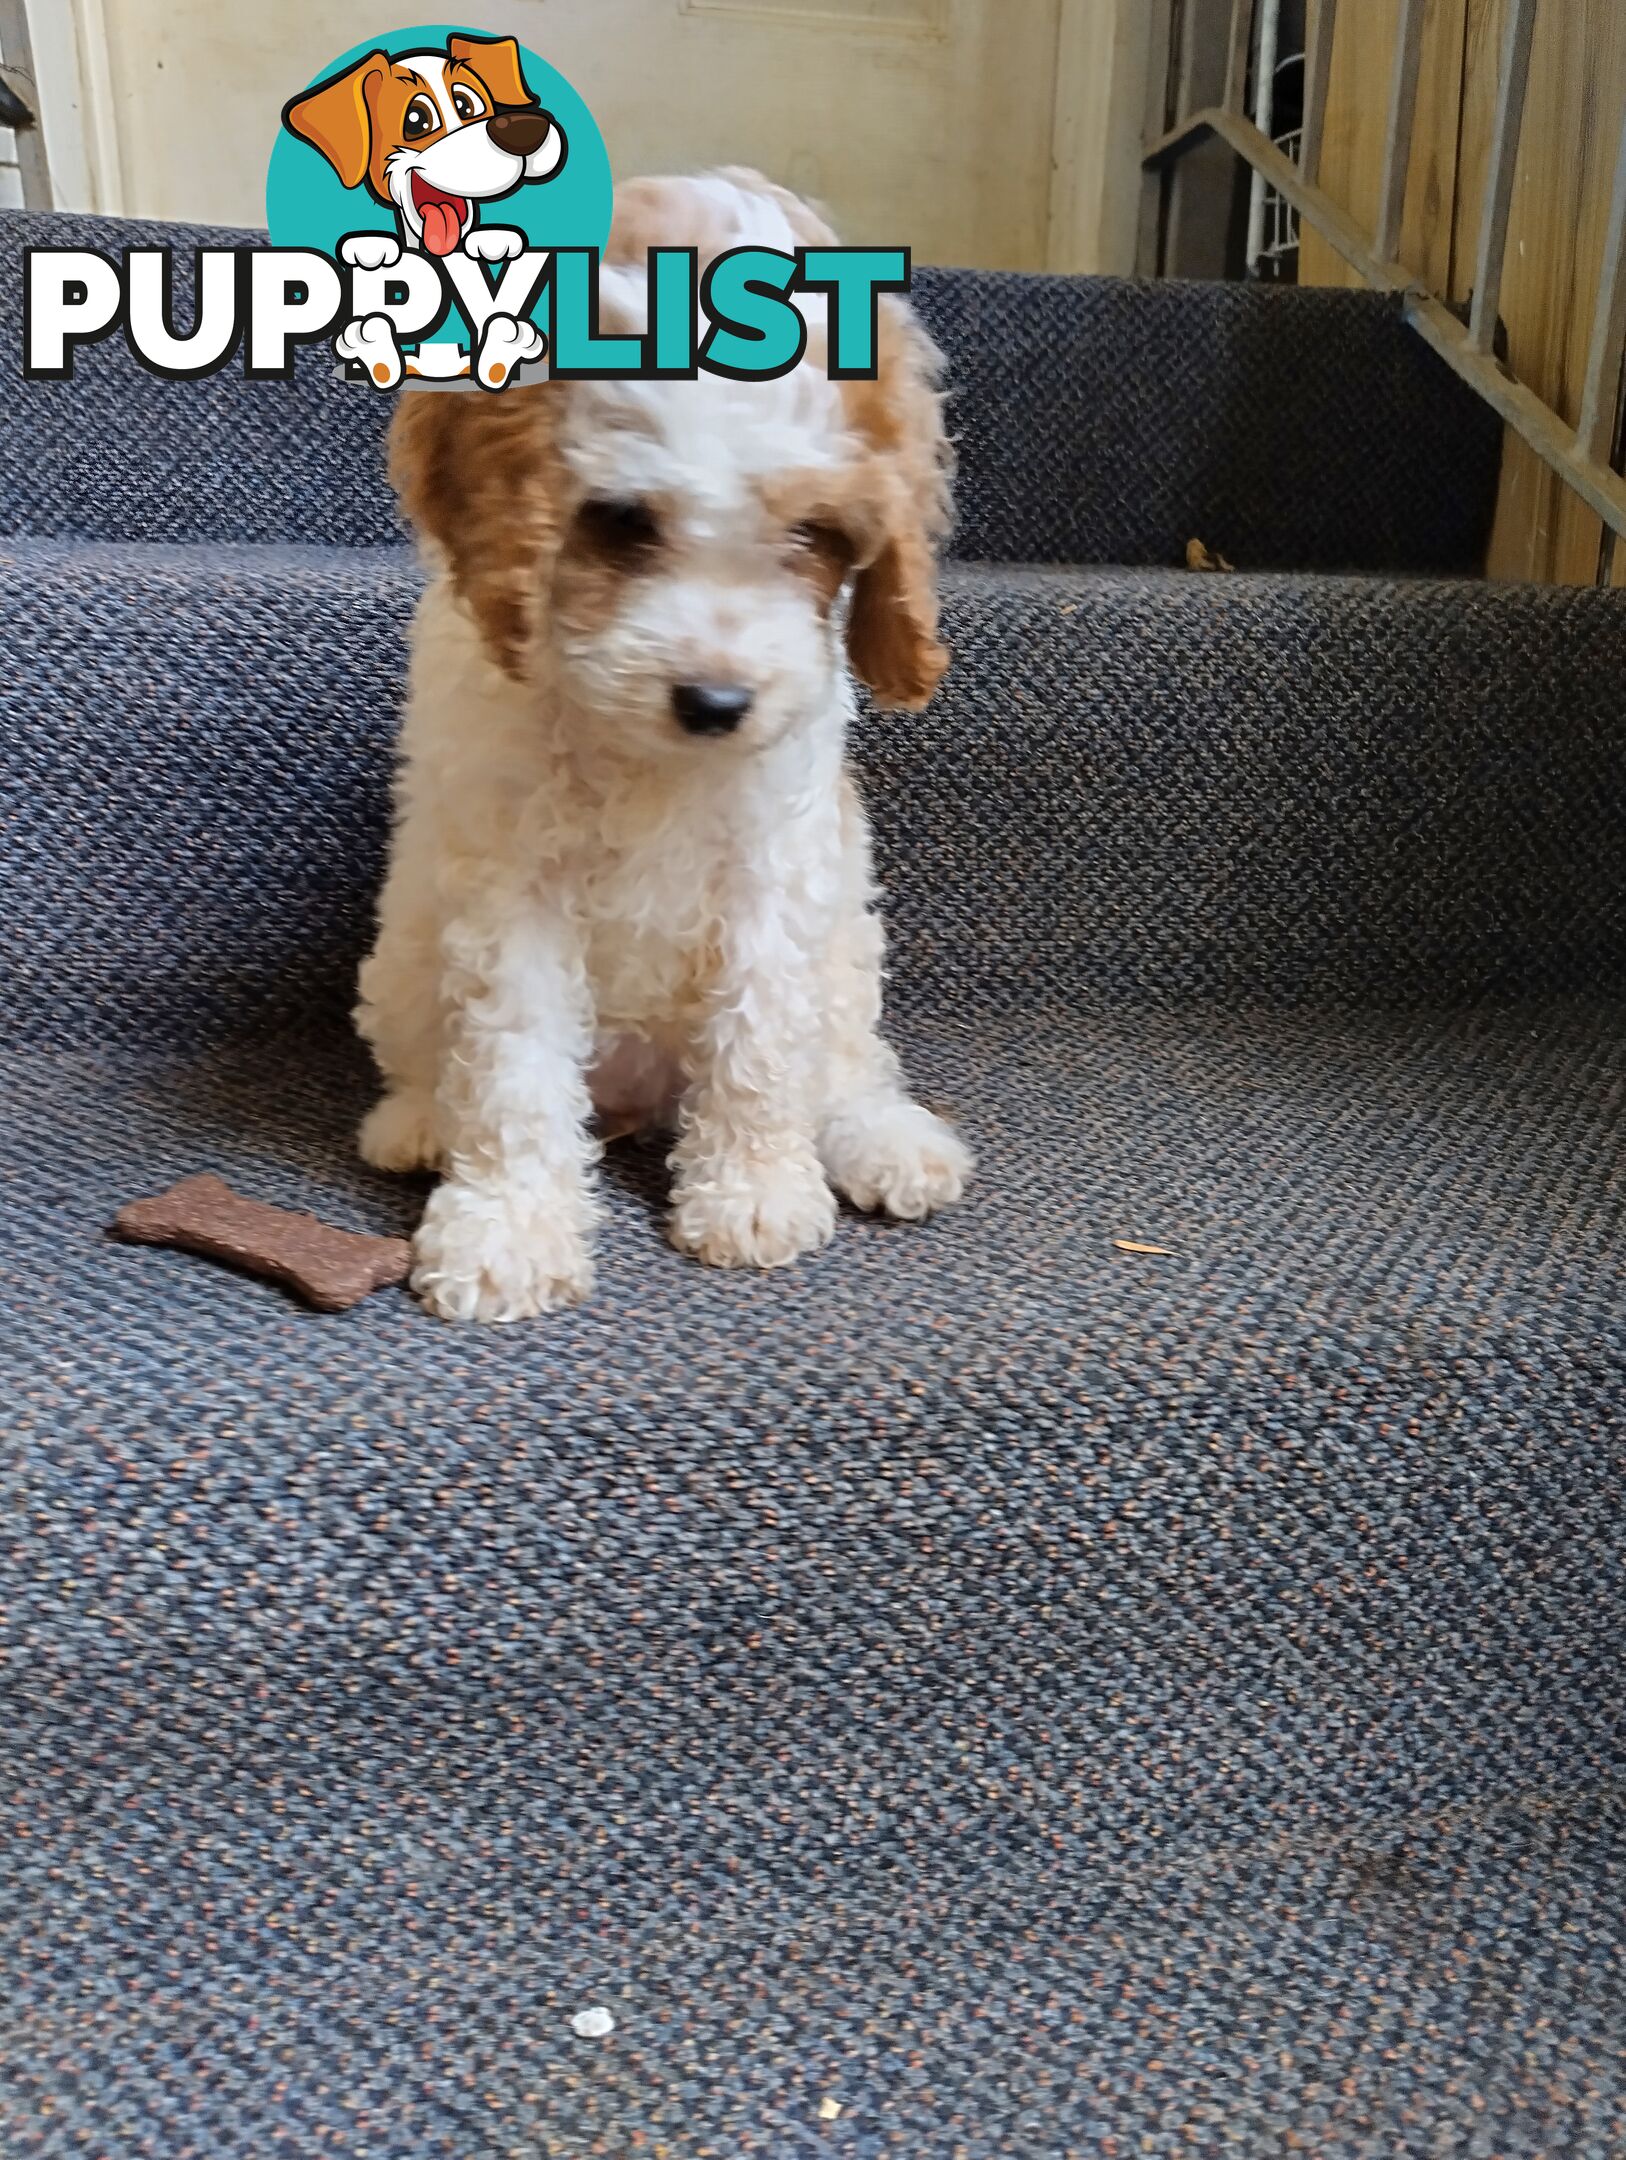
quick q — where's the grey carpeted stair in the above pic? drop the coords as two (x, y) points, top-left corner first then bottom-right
(5, 543), (1624, 1042)
(0, 206), (1622, 2160)
(1, 212), (1501, 571)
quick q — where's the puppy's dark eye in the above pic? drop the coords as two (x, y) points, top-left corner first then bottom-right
(789, 518), (855, 581)
(403, 97), (439, 140)
(580, 499), (662, 553)
(791, 519), (847, 556)
(450, 84), (486, 123)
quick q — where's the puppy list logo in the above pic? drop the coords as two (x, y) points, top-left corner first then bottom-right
(22, 22), (910, 391)
(269, 25), (606, 387)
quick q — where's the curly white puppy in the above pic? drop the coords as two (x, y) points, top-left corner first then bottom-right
(356, 168), (972, 1322)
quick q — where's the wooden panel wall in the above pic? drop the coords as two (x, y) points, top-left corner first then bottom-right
(1301, 0), (1626, 585)
(1300, 0), (1469, 298)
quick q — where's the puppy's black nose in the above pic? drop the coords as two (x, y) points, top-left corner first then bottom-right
(488, 109), (552, 157)
(672, 683), (755, 737)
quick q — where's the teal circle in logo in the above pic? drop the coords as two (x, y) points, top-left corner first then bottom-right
(266, 23), (611, 258)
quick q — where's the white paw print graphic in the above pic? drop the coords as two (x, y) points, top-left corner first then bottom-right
(334, 312), (405, 390)
(339, 233), (403, 272)
(463, 226), (527, 264)
(476, 313), (546, 390)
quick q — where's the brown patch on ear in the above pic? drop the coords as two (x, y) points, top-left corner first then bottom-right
(839, 297), (954, 711)
(846, 501), (950, 710)
(282, 52), (386, 193)
(389, 385), (566, 680)
(447, 33), (536, 109)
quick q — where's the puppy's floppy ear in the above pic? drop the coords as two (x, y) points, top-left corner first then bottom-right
(842, 298), (954, 712)
(448, 33), (537, 109)
(390, 385), (564, 682)
(282, 52), (385, 192)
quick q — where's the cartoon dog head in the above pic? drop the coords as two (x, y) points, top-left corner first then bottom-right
(283, 34), (567, 256)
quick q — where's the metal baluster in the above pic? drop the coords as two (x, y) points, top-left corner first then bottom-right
(1226, 0), (1258, 115)
(1300, 0), (1339, 187)
(1246, 0), (1283, 274)
(1469, 0), (1539, 355)
(1375, 0), (1427, 263)
(1578, 101), (1626, 471)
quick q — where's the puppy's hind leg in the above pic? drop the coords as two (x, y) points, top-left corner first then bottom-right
(816, 779), (972, 1222)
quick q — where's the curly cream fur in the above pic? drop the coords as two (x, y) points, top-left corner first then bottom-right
(357, 169), (971, 1321)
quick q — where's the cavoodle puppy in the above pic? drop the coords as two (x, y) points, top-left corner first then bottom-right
(356, 167), (973, 1321)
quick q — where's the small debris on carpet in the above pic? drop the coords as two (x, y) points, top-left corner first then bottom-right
(1113, 1239), (1176, 1257)
(1186, 537), (1235, 572)
(818, 2096), (844, 2122)
(570, 2005), (616, 2039)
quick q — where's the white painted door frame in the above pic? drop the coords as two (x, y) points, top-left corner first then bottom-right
(21, 0), (123, 212)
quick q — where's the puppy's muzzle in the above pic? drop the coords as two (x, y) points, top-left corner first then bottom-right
(489, 110), (553, 158)
(672, 683), (755, 737)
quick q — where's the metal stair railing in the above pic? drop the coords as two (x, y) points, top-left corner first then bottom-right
(1143, 0), (1626, 558)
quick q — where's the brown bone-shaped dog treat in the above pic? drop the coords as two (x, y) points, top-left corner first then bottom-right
(110, 1174), (412, 1312)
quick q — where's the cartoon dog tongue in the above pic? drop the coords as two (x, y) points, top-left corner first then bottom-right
(421, 197), (464, 256)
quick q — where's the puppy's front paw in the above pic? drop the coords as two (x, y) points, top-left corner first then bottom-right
(670, 1154), (837, 1271)
(359, 1090), (443, 1175)
(412, 1180), (592, 1322)
(821, 1099), (972, 1221)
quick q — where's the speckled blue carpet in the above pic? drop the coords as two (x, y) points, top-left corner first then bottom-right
(0, 209), (1623, 2159)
